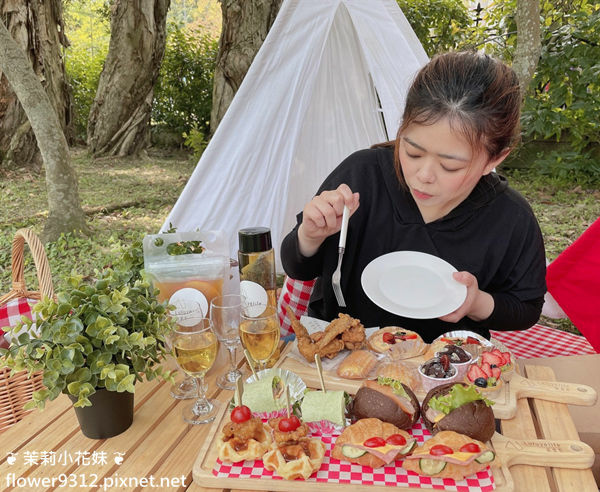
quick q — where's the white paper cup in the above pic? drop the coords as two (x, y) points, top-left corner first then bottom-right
(418, 363), (458, 393)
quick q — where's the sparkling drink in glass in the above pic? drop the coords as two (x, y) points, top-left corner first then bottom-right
(172, 316), (220, 424)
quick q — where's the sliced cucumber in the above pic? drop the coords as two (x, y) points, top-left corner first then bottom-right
(475, 450), (495, 464)
(342, 445), (367, 459)
(419, 458), (447, 475)
(397, 441), (417, 456)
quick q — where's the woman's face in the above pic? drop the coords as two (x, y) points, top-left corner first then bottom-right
(399, 117), (503, 223)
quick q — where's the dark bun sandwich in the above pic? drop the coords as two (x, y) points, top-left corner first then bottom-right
(421, 382), (495, 442)
(352, 377), (420, 430)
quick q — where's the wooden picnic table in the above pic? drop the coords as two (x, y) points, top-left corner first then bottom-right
(0, 342), (596, 492)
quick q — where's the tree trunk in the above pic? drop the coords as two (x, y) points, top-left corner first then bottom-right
(513, 0), (542, 98)
(210, 0), (282, 134)
(87, 0), (170, 157)
(0, 19), (88, 241)
(0, 0), (72, 171)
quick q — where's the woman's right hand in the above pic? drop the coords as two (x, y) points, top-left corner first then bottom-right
(297, 184), (360, 257)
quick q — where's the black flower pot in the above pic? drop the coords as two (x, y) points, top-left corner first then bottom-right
(69, 389), (134, 439)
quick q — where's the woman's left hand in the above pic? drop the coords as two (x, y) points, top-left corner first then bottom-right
(438, 271), (494, 323)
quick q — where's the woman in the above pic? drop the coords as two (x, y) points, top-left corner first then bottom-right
(280, 51), (546, 342)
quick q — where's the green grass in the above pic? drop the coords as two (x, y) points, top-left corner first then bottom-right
(1, 150), (598, 335)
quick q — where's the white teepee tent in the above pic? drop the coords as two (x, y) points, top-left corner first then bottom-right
(162, 0), (428, 270)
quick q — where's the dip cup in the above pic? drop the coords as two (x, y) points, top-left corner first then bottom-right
(418, 361), (458, 393)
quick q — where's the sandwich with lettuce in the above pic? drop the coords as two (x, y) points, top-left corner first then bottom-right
(421, 383), (495, 442)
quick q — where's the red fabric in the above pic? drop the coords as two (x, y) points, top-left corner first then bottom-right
(546, 217), (600, 353)
(0, 297), (36, 342)
(277, 277), (315, 336)
(490, 324), (595, 359)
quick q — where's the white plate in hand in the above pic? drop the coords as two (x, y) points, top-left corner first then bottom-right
(361, 251), (467, 319)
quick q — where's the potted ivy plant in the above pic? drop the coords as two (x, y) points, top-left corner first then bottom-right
(0, 264), (173, 439)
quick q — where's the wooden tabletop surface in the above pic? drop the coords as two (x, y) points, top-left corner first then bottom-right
(0, 343), (596, 492)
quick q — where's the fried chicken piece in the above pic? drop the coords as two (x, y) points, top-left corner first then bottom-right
(310, 332), (345, 359)
(287, 308), (360, 361)
(315, 313), (355, 349)
(341, 323), (366, 350)
(268, 417), (310, 445)
(222, 416), (266, 442)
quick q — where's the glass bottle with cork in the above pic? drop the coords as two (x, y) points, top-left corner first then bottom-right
(238, 227), (280, 367)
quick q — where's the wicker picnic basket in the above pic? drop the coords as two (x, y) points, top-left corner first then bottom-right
(0, 228), (54, 432)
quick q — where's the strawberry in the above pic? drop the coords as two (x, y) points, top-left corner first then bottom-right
(481, 362), (493, 378)
(491, 366), (502, 379)
(382, 332), (396, 344)
(466, 336), (481, 345)
(481, 351), (503, 366)
(440, 354), (451, 372)
(491, 348), (503, 356)
(467, 364), (486, 382)
(500, 352), (512, 366)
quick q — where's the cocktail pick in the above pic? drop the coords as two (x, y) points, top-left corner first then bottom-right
(314, 353), (326, 393)
(244, 349), (258, 380)
(285, 386), (291, 418)
(235, 376), (244, 407)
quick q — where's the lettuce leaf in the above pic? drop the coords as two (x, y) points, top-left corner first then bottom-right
(427, 384), (493, 415)
(377, 376), (410, 399)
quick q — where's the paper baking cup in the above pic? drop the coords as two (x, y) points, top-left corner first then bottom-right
(305, 419), (346, 435)
(433, 330), (494, 361)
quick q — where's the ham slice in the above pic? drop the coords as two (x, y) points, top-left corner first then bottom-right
(343, 440), (416, 465)
(364, 380), (415, 415)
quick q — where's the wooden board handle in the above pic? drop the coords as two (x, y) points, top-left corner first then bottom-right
(492, 432), (595, 469)
(511, 373), (597, 406)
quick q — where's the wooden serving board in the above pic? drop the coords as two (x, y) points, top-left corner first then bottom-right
(192, 346), (596, 492)
(277, 344), (597, 420)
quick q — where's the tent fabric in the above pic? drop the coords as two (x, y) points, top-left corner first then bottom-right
(546, 217), (600, 353)
(162, 0), (428, 270)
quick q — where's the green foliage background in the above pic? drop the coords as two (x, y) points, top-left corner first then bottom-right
(396, 0), (600, 183)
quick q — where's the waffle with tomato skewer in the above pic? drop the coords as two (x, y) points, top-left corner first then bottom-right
(217, 405), (272, 462)
(262, 415), (326, 480)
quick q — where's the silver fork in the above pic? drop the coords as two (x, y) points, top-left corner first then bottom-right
(332, 205), (350, 307)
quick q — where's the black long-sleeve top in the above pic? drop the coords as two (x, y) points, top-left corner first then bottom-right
(281, 147), (546, 343)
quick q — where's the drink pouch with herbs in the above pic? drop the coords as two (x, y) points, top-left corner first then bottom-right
(143, 231), (229, 316)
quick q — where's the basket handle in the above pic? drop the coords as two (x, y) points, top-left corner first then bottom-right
(0, 229), (54, 304)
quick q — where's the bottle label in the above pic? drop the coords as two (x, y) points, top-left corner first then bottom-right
(169, 288), (209, 325)
(240, 280), (269, 316)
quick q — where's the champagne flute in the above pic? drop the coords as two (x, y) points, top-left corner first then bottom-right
(210, 294), (244, 390)
(172, 316), (220, 424)
(167, 300), (204, 399)
(239, 304), (280, 373)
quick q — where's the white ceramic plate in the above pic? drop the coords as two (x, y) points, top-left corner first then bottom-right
(361, 251), (467, 319)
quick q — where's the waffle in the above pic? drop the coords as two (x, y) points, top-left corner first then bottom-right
(217, 424), (272, 462)
(262, 438), (326, 480)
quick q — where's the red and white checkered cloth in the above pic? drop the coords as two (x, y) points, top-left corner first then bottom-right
(213, 418), (494, 491)
(490, 324), (597, 359)
(278, 278), (597, 358)
(0, 297), (37, 341)
(278, 278), (315, 336)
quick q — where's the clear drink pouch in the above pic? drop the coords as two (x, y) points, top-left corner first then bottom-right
(143, 231), (229, 316)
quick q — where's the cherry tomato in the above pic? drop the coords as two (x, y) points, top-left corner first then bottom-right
(230, 405), (252, 423)
(278, 415), (301, 432)
(459, 443), (481, 453)
(382, 332), (396, 344)
(363, 437), (387, 448)
(386, 434), (407, 446)
(429, 444), (454, 456)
